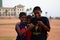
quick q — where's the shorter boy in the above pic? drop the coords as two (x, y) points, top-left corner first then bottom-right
(27, 15), (34, 40)
(15, 12), (27, 40)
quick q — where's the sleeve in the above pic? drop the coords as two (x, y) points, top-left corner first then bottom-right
(44, 17), (50, 29)
(31, 18), (34, 24)
(31, 18), (37, 25)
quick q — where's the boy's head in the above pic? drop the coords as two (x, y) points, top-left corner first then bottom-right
(27, 15), (32, 24)
(19, 12), (27, 22)
(33, 6), (42, 19)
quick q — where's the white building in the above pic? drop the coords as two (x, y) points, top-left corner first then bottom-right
(0, 4), (24, 18)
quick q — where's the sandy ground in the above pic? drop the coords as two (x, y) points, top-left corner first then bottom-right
(0, 19), (60, 40)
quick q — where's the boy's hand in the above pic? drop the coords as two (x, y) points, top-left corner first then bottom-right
(28, 23), (34, 29)
(30, 23), (34, 27)
(38, 21), (44, 26)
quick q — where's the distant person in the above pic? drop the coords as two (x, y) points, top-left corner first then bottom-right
(31, 6), (50, 40)
(15, 12), (27, 40)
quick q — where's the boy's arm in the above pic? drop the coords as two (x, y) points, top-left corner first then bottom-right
(26, 23), (34, 31)
(23, 23), (34, 33)
(38, 18), (50, 32)
(15, 23), (22, 36)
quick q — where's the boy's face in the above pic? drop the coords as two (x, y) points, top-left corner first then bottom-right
(20, 15), (27, 22)
(27, 18), (31, 24)
(34, 10), (41, 19)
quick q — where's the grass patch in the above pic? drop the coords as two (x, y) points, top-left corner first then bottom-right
(0, 36), (14, 40)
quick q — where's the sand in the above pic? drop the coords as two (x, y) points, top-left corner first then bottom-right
(0, 19), (60, 40)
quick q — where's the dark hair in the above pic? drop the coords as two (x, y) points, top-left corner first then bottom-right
(19, 12), (26, 18)
(33, 6), (42, 12)
(27, 15), (32, 19)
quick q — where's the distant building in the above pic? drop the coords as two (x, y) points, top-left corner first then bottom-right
(0, 0), (2, 7)
(0, 4), (24, 18)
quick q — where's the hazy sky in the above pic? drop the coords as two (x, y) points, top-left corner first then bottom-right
(2, 0), (60, 17)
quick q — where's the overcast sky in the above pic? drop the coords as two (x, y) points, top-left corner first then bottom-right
(2, 0), (60, 17)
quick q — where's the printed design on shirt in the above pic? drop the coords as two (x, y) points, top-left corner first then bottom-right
(35, 25), (38, 32)
(20, 28), (25, 33)
(33, 25), (41, 35)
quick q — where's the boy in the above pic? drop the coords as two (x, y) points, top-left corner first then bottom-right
(31, 6), (50, 40)
(27, 15), (32, 40)
(15, 12), (27, 40)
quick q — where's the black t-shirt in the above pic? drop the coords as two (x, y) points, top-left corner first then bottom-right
(31, 16), (50, 35)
